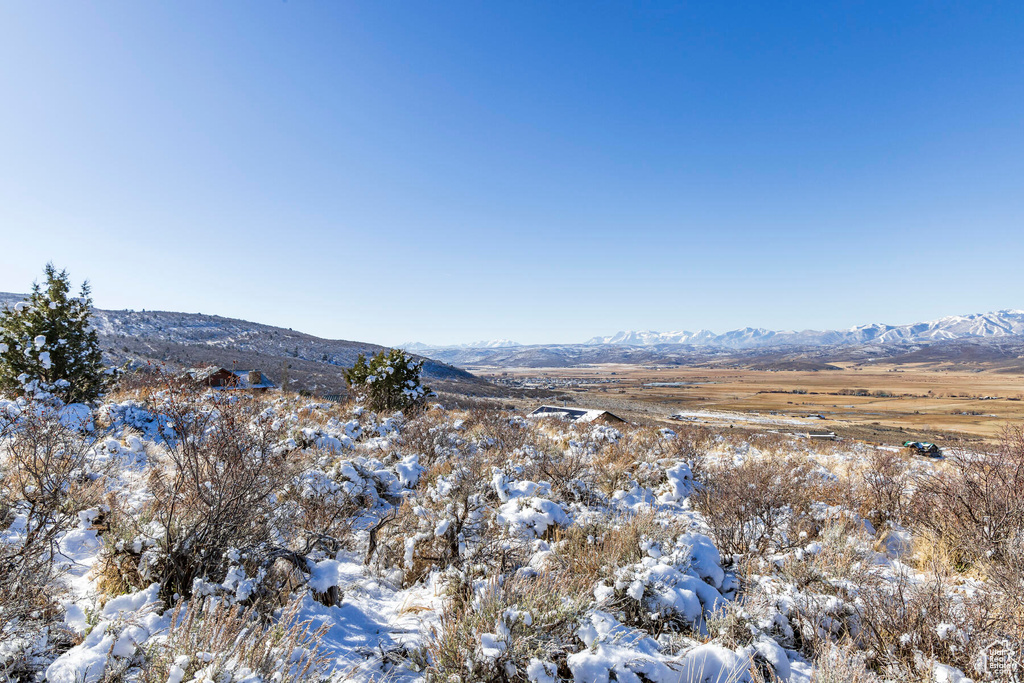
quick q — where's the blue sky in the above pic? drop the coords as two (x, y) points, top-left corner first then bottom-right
(1, 2), (1022, 345)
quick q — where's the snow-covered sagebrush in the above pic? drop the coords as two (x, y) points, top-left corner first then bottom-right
(0, 380), (1017, 683)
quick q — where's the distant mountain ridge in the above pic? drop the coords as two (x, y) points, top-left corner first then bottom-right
(401, 339), (522, 351)
(586, 310), (1024, 349)
(402, 309), (1024, 369)
(404, 309), (1024, 354)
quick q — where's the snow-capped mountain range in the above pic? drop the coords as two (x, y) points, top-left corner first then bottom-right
(584, 310), (1024, 349)
(406, 310), (1024, 352)
(400, 339), (523, 351)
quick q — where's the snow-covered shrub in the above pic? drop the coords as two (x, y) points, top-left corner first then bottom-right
(534, 442), (600, 506)
(100, 387), (293, 601)
(464, 408), (536, 454)
(278, 467), (361, 557)
(551, 513), (732, 641)
(0, 399), (104, 675)
(145, 597), (329, 683)
(604, 533), (726, 638)
(278, 456), (403, 560)
(496, 494), (570, 539)
(345, 348), (431, 413)
(399, 411), (460, 464)
(100, 398), (176, 442)
(372, 455), (501, 586)
(737, 523), (869, 658)
(693, 454), (838, 558)
(654, 461), (696, 506)
(855, 448), (914, 531)
(587, 429), (663, 496)
(0, 265), (106, 404)
(51, 594), (332, 683)
(809, 639), (881, 683)
(427, 572), (590, 683)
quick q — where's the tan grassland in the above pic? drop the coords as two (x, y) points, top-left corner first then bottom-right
(475, 362), (1024, 444)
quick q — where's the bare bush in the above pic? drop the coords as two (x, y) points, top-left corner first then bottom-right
(913, 428), (1024, 570)
(693, 455), (833, 558)
(0, 402), (101, 673)
(426, 572), (590, 683)
(856, 449), (913, 530)
(102, 384), (294, 601)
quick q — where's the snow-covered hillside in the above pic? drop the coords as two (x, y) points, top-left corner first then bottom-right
(0, 293), (490, 395)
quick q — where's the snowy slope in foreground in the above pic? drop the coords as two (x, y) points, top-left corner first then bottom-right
(13, 393), (983, 683)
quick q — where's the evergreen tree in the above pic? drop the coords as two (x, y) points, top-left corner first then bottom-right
(0, 264), (105, 403)
(344, 348), (430, 412)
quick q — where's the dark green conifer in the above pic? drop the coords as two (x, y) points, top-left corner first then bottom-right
(0, 264), (105, 403)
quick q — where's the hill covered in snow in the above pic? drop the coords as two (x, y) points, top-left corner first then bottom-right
(0, 293), (492, 396)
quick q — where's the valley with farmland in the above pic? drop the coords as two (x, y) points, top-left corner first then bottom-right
(480, 362), (1024, 445)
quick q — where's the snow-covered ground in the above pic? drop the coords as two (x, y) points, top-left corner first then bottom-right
(669, 409), (816, 427)
(0, 385), (1014, 683)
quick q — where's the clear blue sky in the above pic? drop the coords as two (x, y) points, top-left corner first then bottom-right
(1, 2), (1022, 345)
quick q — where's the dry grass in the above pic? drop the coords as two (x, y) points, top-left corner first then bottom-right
(426, 572), (590, 683)
(550, 510), (671, 585)
(140, 597), (331, 683)
(693, 454), (839, 557)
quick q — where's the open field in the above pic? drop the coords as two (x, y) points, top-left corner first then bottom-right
(475, 362), (1024, 444)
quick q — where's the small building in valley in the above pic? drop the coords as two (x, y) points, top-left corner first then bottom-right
(188, 366), (277, 392)
(794, 430), (837, 440)
(903, 440), (941, 457)
(528, 404), (627, 425)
